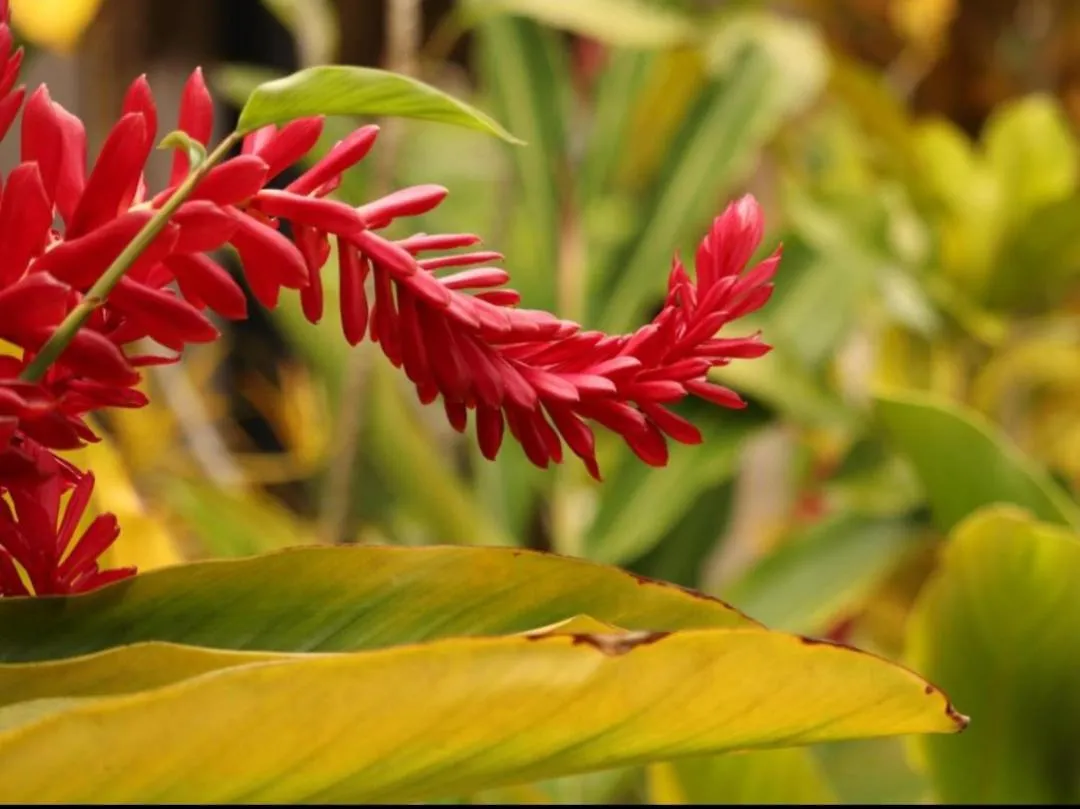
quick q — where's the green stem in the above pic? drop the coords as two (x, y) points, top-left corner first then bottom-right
(20, 133), (243, 383)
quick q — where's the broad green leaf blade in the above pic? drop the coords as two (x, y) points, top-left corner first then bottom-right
(0, 545), (757, 662)
(0, 629), (965, 803)
(647, 748), (835, 804)
(461, 0), (697, 49)
(908, 506), (1080, 803)
(236, 65), (523, 143)
(721, 513), (915, 634)
(875, 391), (1080, 532)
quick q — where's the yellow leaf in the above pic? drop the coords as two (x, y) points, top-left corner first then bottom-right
(10, 0), (104, 53)
(0, 629), (964, 803)
(64, 434), (183, 572)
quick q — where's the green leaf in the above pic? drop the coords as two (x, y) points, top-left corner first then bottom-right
(460, 0), (698, 49)
(157, 130), (207, 171)
(236, 65), (523, 143)
(875, 391), (1080, 532)
(0, 628), (964, 803)
(721, 513), (915, 634)
(0, 544), (759, 662)
(647, 748), (835, 804)
(908, 506), (1080, 803)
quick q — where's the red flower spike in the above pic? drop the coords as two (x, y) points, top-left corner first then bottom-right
(0, 162), (52, 285)
(226, 209), (310, 306)
(0, 41), (776, 598)
(287, 124), (379, 196)
(0, 84), (22, 142)
(248, 116), (324, 180)
(165, 253), (248, 320)
(67, 112), (150, 237)
(169, 68), (214, 185)
(184, 155), (269, 207)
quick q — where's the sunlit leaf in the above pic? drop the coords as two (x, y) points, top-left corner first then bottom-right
(0, 627), (963, 803)
(237, 65), (523, 143)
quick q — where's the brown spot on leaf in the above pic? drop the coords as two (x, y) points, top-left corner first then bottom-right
(924, 684), (935, 695)
(569, 631), (672, 656)
(947, 703), (971, 731)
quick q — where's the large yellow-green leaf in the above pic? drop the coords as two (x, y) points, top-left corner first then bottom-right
(0, 628), (964, 803)
(0, 545), (757, 661)
(236, 66), (522, 143)
(908, 506), (1080, 803)
(647, 747), (835, 804)
(875, 391), (1080, 532)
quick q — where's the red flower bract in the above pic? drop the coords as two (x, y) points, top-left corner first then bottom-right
(0, 0), (778, 597)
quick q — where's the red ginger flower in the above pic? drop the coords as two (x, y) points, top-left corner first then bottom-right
(0, 447), (130, 596)
(0, 0), (776, 595)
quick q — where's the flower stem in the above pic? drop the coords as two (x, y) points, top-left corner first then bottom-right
(20, 132), (243, 383)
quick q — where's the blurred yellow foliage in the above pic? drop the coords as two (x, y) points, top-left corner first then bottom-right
(10, 0), (103, 53)
(64, 428), (183, 573)
(887, 0), (957, 56)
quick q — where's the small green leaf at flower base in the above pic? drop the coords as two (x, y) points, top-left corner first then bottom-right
(236, 65), (524, 144)
(157, 130), (208, 172)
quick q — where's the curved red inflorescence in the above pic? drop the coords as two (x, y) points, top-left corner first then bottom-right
(0, 5), (778, 596)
